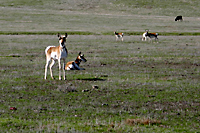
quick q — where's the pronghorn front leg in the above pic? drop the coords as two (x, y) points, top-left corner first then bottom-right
(58, 59), (62, 80)
(63, 59), (66, 80)
(115, 36), (118, 41)
(155, 37), (159, 43)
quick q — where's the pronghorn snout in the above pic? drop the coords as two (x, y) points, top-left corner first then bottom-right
(79, 52), (87, 62)
(82, 57), (87, 62)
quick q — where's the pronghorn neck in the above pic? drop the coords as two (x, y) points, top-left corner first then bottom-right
(58, 38), (67, 52)
(74, 58), (81, 66)
(58, 33), (67, 49)
(59, 40), (65, 47)
(61, 43), (67, 50)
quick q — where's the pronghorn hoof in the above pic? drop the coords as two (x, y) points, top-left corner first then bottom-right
(82, 89), (89, 92)
(92, 85), (99, 89)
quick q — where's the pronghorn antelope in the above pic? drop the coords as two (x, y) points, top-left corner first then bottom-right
(142, 30), (158, 42)
(65, 52), (87, 70)
(114, 31), (124, 41)
(44, 33), (68, 80)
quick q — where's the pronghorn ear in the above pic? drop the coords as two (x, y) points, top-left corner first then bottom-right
(79, 52), (81, 55)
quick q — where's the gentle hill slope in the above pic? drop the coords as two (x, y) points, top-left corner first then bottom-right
(0, 0), (199, 34)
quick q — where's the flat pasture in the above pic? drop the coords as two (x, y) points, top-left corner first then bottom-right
(0, 34), (200, 132)
(0, 0), (200, 132)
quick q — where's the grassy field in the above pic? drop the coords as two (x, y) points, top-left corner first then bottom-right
(0, 0), (200, 132)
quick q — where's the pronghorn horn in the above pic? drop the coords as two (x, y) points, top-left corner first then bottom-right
(79, 52), (81, 55)
(65, 33), (68, 37)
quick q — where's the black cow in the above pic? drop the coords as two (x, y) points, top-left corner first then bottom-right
(175, 16), (183, 21)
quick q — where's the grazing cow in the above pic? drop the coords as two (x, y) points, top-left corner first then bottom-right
(65, 52), (87, 70)
(114, 31), (124, 41)
(175, 16), (183, 21)
(142, 30), (158, 42)
(44, 33), (68, 80)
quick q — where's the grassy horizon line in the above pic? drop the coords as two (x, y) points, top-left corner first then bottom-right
(0, 31), (200, 36)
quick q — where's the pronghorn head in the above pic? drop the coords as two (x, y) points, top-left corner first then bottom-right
(58, 33), (68, 46)
(145, 29), (149, 33)
(114, 31), (117, 35)
(78, 52), (87, 62)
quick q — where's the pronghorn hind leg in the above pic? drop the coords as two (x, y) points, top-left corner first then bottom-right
(49, 59), (55, 79)
(150, 38), (153, 43)
(44, 59), (50, 80)
(44, 57), (51, 80)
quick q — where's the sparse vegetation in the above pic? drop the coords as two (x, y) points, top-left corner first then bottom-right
(0, 0), (200, 132)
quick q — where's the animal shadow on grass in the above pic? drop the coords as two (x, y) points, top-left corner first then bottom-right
(76, 77), (106, 81)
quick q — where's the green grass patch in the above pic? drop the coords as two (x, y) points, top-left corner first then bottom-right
(1, 31), (200, 36)
(0, 34), (199, 132)
(0, 31), (98, 35)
